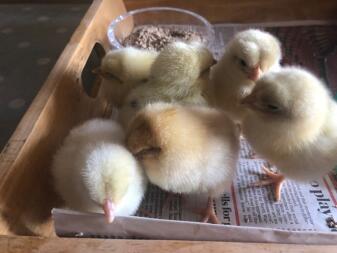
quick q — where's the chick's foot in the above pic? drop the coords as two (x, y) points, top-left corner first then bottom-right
(251, 165), (285, 201)
(194, 197), (220, 224)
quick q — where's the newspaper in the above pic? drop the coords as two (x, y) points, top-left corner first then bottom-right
(52, 137), (337, 244)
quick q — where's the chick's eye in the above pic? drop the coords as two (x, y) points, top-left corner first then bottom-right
(266, 104), (280, 111)
(239, 59), (247, 67)
(130, 100), (138, 108)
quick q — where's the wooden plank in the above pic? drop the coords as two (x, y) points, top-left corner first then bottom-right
(124, 0), (337, 23)
(0, 0), (127, 236)
(0, 0), (336, 245)
(1, 236), (337, 253)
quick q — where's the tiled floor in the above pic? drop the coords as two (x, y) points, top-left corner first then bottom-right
(0, 4), (89, 149)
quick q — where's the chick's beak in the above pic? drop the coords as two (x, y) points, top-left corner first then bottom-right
(92, 67), (101, 74)
(103, 198), (115, 223)
(92, 67), (118, 80)
(247, 65), (262, 81)
(134, 147), (161, 160)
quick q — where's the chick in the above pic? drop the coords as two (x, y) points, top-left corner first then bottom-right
(126, 103), (240, 223)
(149, 41), (214, 99)
(210, 29), (282, 122)
(241, 67), (337, 201)
(95, 48), (159, 106)
(119, 42), (214, 127)
(99, 47), (159, 83)
(51, 119), (147, 223)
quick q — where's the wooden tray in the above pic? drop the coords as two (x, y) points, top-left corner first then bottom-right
(0, 0), (336, 251)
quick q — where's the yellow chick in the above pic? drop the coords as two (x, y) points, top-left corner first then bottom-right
(149, 41), (214, 98)
(210, 29), (282, 122)
(126, 103), (240, 223)
(95, 47), (159, 106)
(100, 47), (159, 83)
(241, 67), (337, 201)
(119, 42), (214, 127)
(51, 119), (147, 223)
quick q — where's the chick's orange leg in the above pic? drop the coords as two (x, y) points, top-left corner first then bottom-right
(251, 166), (285, 201)
(200, 197), (220, 224)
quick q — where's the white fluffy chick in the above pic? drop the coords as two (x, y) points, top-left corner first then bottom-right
(119, 42), (214, 127)
(51, 119), (147, 223)
(126, 103), (239, 223)
(100, 47), (159, 83)
(241, 67), (337, 201)
(210, 29), (282, 122)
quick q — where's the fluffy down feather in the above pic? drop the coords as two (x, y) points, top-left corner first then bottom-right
(126, 103), (239, 197)
(210, 29), (282, 122)
(100, 47), (158, 83)
(242, 67), (337, 181)
(119, 42), (214, 127)
(51, 119), (147, 222)
(95, 48), (158, 107)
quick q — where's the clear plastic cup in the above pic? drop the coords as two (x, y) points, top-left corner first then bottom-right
(107, 7), (215, 50)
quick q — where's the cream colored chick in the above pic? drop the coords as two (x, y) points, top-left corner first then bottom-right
(51, 119), (147, 223)
(95, 48), (159, 106)
(210, 29), (282, 122)
(241, 67), (337, 201)
(126, 103), (239, 223)
(100, 47), (158, 82)
(149, 41), (214, 99)
(119, 42), (214, 127)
